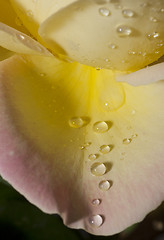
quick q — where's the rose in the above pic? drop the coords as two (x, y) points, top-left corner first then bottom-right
(0, 0), (164, 236)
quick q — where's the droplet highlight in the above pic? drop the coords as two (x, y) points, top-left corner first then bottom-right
(88, 154), (98, 161)
(108, 43), (117, 49)
(99, 8), (111, 17)
(69, 117), (89, 128)
(123, 138), (132, 144)
(147, 32), (160, 39)
(92, 199), (101, 206)
(117, 25), (132, 37)
(93, 121), (109, 133)
(99, 180), (111, 191)
(88, 215), (103, 228)
(91, 162), (106, 176)
(122, 9), (134, 17)
(99, 145), (111, 154)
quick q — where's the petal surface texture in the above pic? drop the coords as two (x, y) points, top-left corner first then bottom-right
(39, 0), (164, 71)
(10, 0), (77, 38)
(0, 23), (52, 56)
(0, 55), (164, 235)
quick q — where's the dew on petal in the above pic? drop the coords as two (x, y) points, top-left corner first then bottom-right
(26, 10), (33, 18)
(99, 180), (111, 191)
(122, 9), (135, 18)
(93, 121), (109, 133)
(99, 145), (111, 154)
(108, 43), (118, 49)
(88, 154), (98, 161)
(149, 16), (158, 22)
(131, 134), (138, 138)
(92, 199), (101, 206)
(99, 8), (111, 17)
(81, 142), (92, 150)
(147, 32), (160, 39)
(88, 215), (103, 227)
(91, 162), (106, 176)
(69, 117), (89, 128)
(123, 138), (132, 144)
(117, 25), (132, 37)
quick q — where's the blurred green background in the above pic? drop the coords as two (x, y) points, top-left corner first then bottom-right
(0, 176), (164, 240)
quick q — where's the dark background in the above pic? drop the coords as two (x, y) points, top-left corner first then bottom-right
(0, 177), (164, 240)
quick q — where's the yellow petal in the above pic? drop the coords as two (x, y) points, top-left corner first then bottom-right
(10, 0), (77, 38)
(39, 0), (164, 71)
(0, 0), (29, 34)
(0, 22), (52, 56)
(0, 46), (14, 61)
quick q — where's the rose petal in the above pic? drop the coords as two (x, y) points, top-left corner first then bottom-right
(116, 62), (164, 86)
(0, 55), (164, 235)
(0, 22), (52, 56)
(10, 0), (77, 38)
(39, 0), (164, 71)
(0, 46), (14, 61)
(0, 0), (29, 34)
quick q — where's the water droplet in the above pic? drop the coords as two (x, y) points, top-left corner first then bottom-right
(69, 117), (89, 128)
(93, 121), (109, 133)
(27, 10), (33, 18)
(117, 25), (132, 37)
(128, 50), (136, 55)
(99, 8), (111, 17)
(149, 16), (158, 22)
(92, 199), (101, 206)
(123, 138), (132, 144)
(81, 142), (92, 150)
(140, 2), (150, 7)
(40, 73), (46, 77)
(105, 58), (110, 62)
(99, 145), (111, 154)
(147, 32), (160, 39)
(91, 162), (106, 176)
(17, 33), (25, 41)
(122, 9), (134, 17)
(88, 154), (98, 161)
(157, 43), (163, 47)
(88, 215), (103, 227)
(99, 180), (111, 191)
(96, 67), (102, 70)
(131, 134), (138, 138)
(108, 43), (118, 49)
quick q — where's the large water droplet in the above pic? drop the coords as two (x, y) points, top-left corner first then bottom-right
(123, 138), (132, 144)
(99, 145), (111, 154)
(69, 117), (89, 128)
(88, 154), (98, 161)
(122, 9), (134, 17)
(91, 162), (106, 176)
(117, 25), (132, 37)
(99, 8), (111, 17)
(88, 215), (103, 227)
(99, 180), (111, 191)
(93, 121), (109, 133)
(92, 199), (101, 206)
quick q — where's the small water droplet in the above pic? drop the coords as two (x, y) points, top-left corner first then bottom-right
(147, 32), (160, 39)
(117, 25), (132, 37)
(81, 142), (92, 150)
(27, 10), (33, 18)
(99, 145), (111, 154)
(149, 16), (158, 22)
(88, 215), (103, 227)
(123, 138), (132, 144)
(69, 117), (89, 128)
(99, 180), (111, 191)
(91, 162), (106, 176)
(88, 154), (98, 161)
(131, 134), (138, 138)
(131, 110), (136, 115)
(92, 199), (101, 206)
(128, 50), (136, 55)
(93, 121), (109, 133)
(40, 73), (46, 77)
(108, 43), (118, 49)
(96, 67), (102, 70)
(122, 9), (134, 17)
(157, 43), (163, 47)
(99, 8), (111, 17)
(140, 2), (150, 7)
